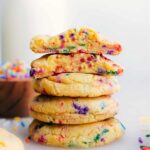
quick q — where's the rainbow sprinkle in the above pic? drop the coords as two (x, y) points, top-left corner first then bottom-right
(0, 60), (30, 80)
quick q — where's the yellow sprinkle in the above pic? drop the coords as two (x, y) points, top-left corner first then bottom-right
(0, 141), (6, 147)
(35, 39), (44, 47)
(14, 117), (21, 122)
(12, 127), (17, 131)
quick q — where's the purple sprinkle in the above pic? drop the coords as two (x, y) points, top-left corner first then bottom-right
(138, 137), (143, 144)
(73, 103), (89, 115)
(30, 68), (36, 77)
(100, 138), (105, 142)
(97, 68), (106, 74)
(59, 35), (64, 39)
(70, 33), (75, 37)
(107, 50), (114, 55)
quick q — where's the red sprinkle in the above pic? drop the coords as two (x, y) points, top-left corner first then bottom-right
(78, 49), (84, 53)
(113, 44), (122, 51)
(87, 56), (94, 61)
(80, 58), (85, 63)
(25, 137), (31, 143)
(142, 147), (150, 150)
(88, 64), (92, 68)
(78, 66), (82, 71)
(70, 53), (75, 57)
(118, 69), (123, 75)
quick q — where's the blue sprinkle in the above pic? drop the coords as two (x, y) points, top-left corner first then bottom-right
(20, 121), (26, 128)
(99, 101), (106, 110)
(120, 121), (126, 130)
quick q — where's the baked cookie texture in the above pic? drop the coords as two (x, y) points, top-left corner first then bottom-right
(33, 73), (120, 97)
(30, 28), (122, 55)
(0, 128), (24, 150)
(30, 95), (118, 124)
(29, 118), (125, 148)
(30, 53), (123, 78)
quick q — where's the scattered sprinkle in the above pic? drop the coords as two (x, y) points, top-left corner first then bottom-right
(94, 129), (109, 143)
(139, 137), (143, 144)
(38, 135), (45, 144)
(99, 101), (106, 110)
(12, 127), (17, 131)
(14, 117), (21, 122)
(20, 121), (26, 128)
(97, 68), (106, 74)
(145, 134), (150, 138)
(73, 102), (89, 115)
(25, 137), (31, 143)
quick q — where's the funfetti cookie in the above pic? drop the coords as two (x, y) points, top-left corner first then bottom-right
(30, 95), (118, 124)
(29, 118), (125, 148)
(33, 73), (120, 97)
(30, 28), (122, 55)
(0, 128), (24, 150)
(30, 54), (123, 78)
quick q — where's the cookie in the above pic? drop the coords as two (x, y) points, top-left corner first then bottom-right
(30, 53), (123, 78)
(33, 73), (120, 97)
(0, 128), (24, 150)
(29, 118), (125, 148)
(30, 28), (122, 55)
(30, 95), (118, 124)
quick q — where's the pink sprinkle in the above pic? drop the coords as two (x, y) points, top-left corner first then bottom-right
(100, 138), (105, 142)
(98, 79), (103, 83)
(60, 43), (64, 48)
(109, 83), (112, 87)
(38, 135), (45, 144)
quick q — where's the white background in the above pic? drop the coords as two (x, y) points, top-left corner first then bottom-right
(0, 0), (150, 150)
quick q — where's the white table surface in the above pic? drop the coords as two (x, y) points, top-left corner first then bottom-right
(0, 71), (150, 150)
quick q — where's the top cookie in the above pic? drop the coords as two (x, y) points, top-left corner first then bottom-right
(30, 28), (122, 55)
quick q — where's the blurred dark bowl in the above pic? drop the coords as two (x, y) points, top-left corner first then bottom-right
(0, 79), (38, 118)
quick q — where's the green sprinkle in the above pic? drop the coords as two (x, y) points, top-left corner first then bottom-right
(68, 142), (76, 148)
(65, 73), (70, 76)
(63, 49), (70, 53)
(48, 47), (58, 50)
(145, 134), (150, 137)
(94, 129), (109, 142)
(67, 46), (76, 50)
(79, 43), (86, 46)
(140, 145), (144, 149)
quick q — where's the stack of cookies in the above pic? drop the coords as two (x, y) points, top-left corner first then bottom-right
(29, 28), (125, 148)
